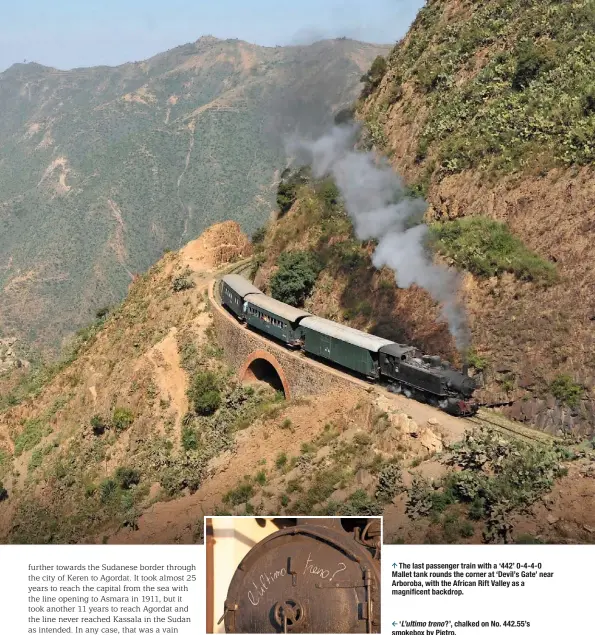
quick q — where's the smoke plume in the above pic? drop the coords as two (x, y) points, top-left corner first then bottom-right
(288, 124), (470, 350)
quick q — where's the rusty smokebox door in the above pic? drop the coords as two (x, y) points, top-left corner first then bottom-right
(224, 525), (380, 633)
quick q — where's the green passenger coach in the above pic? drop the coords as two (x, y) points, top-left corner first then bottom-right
(245, 294), (311, 347)
(221, 274), (263, 320)
(300, 316), (394, 378)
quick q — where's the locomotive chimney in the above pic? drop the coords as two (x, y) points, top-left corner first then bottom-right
(462, 363), (469, 376)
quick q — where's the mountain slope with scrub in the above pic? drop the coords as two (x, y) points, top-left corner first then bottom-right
(0, 36), (388, 351)
(355, 0), (595, 434)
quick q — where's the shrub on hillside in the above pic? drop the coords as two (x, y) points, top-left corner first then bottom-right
(0, 482), (8, 502)
(99, 478), (118, 503)
(115, 467), (141, 490)
(340, 489), (383, 516)
(270, 251), (321, 306)
(512, 41), (556, 92)
(276, 167), (311, 216)
(90, 415), (106, 436)
(277, 181), (298, 216)
(172, 273), (195, 292)
(331, 240), (367, 271)
(447, 428), (565, 542)
(466, 349), (488, 371)
(315, 179), (341, 215)
(223, 482), (254, 506)
(550, 375), (583, 408)
(182, 425), (199, 451)
(375, 462), (403, 503)
(251, 225), (267, 245)
(429, 217), (557, 283)
(112, 408), (134, 431)
(188, 372), (221, 416)
(14, 418), (50, 457)
(360, 55), (387, 97)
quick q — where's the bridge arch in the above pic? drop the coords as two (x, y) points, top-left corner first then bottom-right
(239, 350), (290, 399)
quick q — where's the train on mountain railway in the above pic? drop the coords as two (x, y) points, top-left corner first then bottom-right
(220, 274), (479, 416)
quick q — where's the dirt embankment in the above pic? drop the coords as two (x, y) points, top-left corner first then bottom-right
(181, 216), (253, 270)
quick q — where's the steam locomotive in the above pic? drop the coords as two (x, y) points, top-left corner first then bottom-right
(220, 274), (478, 416)
(222, 517), (381, 633)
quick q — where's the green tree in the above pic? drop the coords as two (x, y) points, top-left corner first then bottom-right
(277, 181), (298, 216)
(276, 167), (311, 216)
(188, 372), (221, 416)
(270, 251), (321, 306)
(550, 375), (583, 408)
(360, 55), (387, 97)
(512, 42), (555, 92)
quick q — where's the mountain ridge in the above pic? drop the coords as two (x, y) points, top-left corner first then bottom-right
(0, 36), (388, 351)
(2, 35), (377, 74)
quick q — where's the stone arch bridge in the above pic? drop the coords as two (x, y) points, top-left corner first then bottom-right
(208, 280), (366, 400)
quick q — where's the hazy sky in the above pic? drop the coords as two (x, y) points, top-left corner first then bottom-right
(0, 0), (425, 72)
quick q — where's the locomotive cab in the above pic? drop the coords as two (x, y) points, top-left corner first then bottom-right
(379, 344), (478, 416)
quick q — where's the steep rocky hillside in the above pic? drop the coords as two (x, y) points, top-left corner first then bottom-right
(0, 337), (28, 375)
(356, 0), (594, 434)
(0, 36), (388, 350)
(1, 222), (592, 545)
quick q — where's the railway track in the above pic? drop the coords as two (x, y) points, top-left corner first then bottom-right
(214, 258), (253, 302)
(211, 258), (556, 446)
(469, 411), (554, 446)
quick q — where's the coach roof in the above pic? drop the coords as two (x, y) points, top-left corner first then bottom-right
(222, 274), (263, 299)
(301, 316), (394, 352)
(246, 294), (312, 323)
